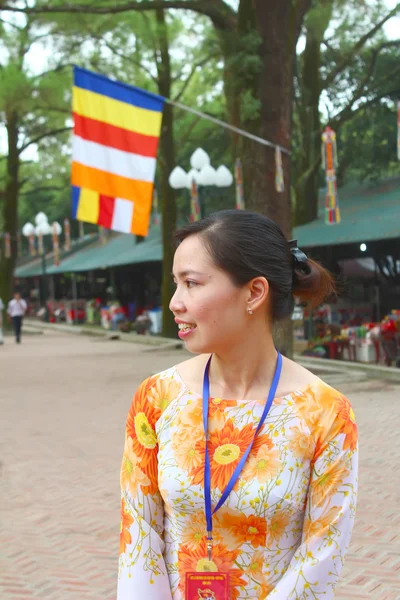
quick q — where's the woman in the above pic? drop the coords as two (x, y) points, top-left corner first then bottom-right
(118, 210), (358, 600)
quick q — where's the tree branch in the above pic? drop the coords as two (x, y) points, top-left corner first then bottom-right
(324, 2), (400, 87)
(173, 52), (219, 102)
(331, 86), (400, 130)
(0, 0), (238, 31)
(18, 126), (71, 154)
(18, 185), (66, 196)
(99, 38), (158, 84)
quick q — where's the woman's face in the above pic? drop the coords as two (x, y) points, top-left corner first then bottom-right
(170, 234), (250, 354)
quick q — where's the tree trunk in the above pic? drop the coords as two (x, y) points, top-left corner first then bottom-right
(294, 33), (322, 225)
(155, 8), (178, 338)
(294, 1), (333, 226)
(0, 111), (20, 310)
(248, 0), (311, 355)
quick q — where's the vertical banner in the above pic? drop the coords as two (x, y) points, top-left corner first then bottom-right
(189, 178), (201, 223)
(397, 100), (400, 161)
(275, 147), (284, 193)
(38, 232), (44, 255)
(321, 126), (341, 225)
(99, 225), (106, 245)
(234, 158), (245, 210)
(17, 232), (22, 258)
(52, 223), (60, 266)
(152, 188), (160, 226)
(29, 232), (36, 256)
(64, 218), (71, 251)
(79, 221), (84, 239)
(4, 233), (11, 258)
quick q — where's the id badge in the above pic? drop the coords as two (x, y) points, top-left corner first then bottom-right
(186, 572), (230, 600)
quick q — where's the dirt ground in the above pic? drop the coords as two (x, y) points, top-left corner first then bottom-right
(1, 331), (399, 599)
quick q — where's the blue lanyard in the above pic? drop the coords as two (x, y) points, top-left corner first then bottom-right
(202, 352), (282, 559)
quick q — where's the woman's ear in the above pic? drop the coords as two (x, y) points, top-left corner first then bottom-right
(247, 277), (269, 313)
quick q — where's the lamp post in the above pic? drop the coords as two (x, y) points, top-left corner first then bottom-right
(169, 148), (233, 218)
(22, 212), (62, 321)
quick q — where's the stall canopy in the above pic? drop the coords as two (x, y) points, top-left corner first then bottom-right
(15, 226), (162, 278)
(292, 177), (400, 248)
(15, 177), (400, 279)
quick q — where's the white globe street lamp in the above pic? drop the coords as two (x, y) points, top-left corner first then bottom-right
(169, 148), (233, 217)
(22, 212), (63, 318)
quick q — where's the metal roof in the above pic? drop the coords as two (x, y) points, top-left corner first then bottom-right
(293, 178), (400, 248)
(15, 227), (162, 278)
(15, 178), (400, 278)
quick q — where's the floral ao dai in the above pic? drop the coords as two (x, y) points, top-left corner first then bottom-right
(118, 366), (358, 599)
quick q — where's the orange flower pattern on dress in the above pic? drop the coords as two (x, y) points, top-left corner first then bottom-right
(242, 439), (282, 484)
(119, 498), (134, 555)
(311, 461), (350, 507)
(120, 436), (150, 497)
(335, 395), (358, 451)
(219, 511), (267, 548)
(304, 505), (342, 541)
(117, 369), (358, 600)
(288, 424), (315, 460)
(190, 419), (273, 491)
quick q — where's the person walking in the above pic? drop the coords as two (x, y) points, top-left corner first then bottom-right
(7, 291), (27, 344)
(117, 210), (358, 600)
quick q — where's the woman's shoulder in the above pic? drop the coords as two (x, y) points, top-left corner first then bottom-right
(132, 358), (202, 414)
(287, 361), (357, 449)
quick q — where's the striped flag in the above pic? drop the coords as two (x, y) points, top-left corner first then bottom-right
(71, 67), (165, 237)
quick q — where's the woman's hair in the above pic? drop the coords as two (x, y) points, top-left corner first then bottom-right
(174, 210), (335, 321)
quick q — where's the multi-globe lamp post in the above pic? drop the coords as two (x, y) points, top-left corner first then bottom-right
(22, 212), (62, 320)
(169, 148), (233, 218)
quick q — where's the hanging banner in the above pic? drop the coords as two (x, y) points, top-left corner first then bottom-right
(99, 225), (107, 245)
(152, 187), (160, 226)
(4, 233), (11, 258)
(71, 66), (165, 237)
(17, 232), (22, 258)
(234, 158), (245, 210)
(29, 232), (36, 256)
(397, 100), (400, 161)
(64, 218), (71, 251)
(275, 147), (284, 193)
(321, 126), (340, 225)
(38, 231), (44, 255)
(190, 178), (201, 223)
(52, 223), (60, 266)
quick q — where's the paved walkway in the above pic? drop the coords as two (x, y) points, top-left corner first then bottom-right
(0, 332), (399, 599)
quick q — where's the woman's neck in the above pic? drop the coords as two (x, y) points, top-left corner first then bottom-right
(209, 332), (278, 400)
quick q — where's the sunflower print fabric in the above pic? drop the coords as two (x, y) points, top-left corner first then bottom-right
(117, 366), (358, 599)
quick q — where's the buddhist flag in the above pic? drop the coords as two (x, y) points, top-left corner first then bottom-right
(71, 67), (165, 237)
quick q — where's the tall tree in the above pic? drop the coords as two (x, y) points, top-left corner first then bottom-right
(293, 0), (400, 225)
(0, 12), (70, 306)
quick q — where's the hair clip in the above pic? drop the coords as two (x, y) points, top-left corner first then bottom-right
(288, 239), (310, 273)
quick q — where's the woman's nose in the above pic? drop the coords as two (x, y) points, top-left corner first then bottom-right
(169, 288), (185, 314)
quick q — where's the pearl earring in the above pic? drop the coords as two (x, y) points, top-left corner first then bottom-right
(247, 307), (253, 315)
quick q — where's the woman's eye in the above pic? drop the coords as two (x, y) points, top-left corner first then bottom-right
(185, 280), (197, 288)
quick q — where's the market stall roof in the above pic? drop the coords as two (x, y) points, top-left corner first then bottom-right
(15, 178), (400, 278)
(293, 177), (400, 248)
(15, 226), (162, 278)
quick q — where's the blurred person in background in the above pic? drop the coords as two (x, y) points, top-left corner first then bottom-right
(7, 290), (27, 344)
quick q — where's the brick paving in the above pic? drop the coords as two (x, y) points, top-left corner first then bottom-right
(0, 332), (399, 600)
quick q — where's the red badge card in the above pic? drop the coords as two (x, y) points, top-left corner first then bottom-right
(186, 572), (230, 600)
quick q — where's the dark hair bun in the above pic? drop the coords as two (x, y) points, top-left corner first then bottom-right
(293, 258), (336, 307)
